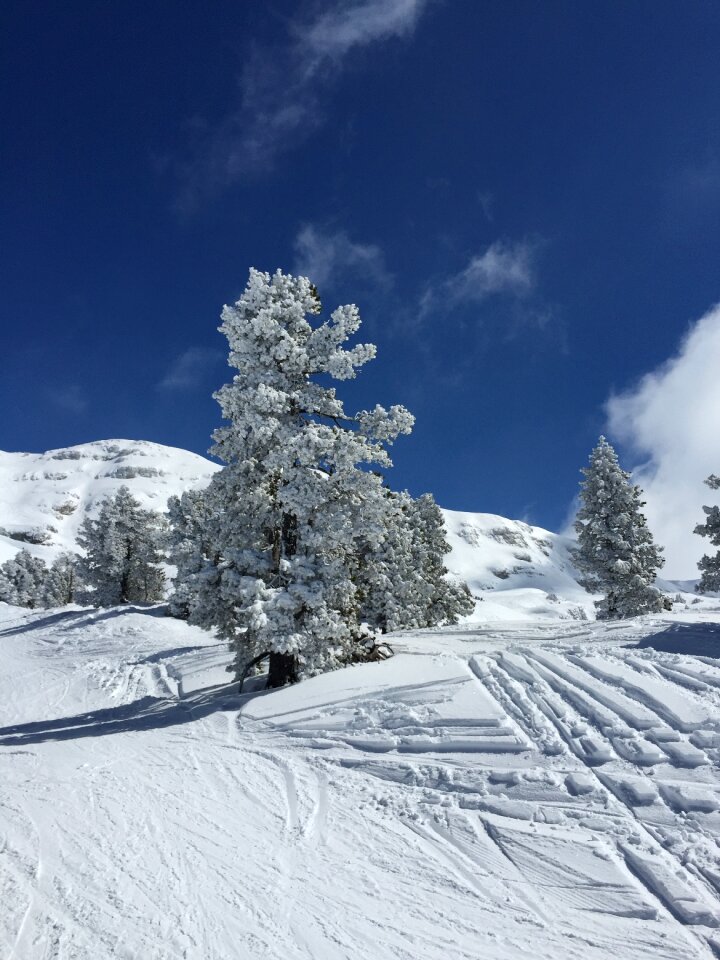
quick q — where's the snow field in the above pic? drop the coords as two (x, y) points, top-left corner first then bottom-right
(2, 606), (720, 957)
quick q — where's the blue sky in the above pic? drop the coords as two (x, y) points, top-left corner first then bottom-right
(2, 0), (720, 557)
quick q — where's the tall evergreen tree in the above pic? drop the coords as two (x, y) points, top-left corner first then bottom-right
(574, 436), (665, 618)
(190, 268), (415, 686)
(77, 486), (167, 606)
(695, 473), (720, 593)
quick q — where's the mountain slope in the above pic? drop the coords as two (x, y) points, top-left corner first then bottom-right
(9, 438), (704, 620)
(443, 509), (592, 620)
(0, 440), (220, 564)
(1, 439), (593, 619)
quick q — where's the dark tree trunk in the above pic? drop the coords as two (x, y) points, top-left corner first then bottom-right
(282, 512), (298, 558)
(267, 651), (299, 688)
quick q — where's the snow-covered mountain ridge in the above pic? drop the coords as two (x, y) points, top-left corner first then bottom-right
(0, 438), (690, 620)
(1, 439), (591, 618)
(0, 440), (220, 565)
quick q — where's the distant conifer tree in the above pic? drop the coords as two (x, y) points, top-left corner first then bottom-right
(574, 437), (665, 618)
(78, 486), (166, 606)
(44, 552), (82, 606)
(695, 474), (720, 593)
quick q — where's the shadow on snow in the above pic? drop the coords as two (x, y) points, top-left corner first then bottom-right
(0, 604), (168, 638)
(0, 683), (246, 747)
(632, 621), (720, 658)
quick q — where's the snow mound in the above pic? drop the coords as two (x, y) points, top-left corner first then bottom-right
(0, 440), (220, 564)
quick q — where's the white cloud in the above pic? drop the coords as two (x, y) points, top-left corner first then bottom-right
(176, 0), (429, 206)
(158, 347), (224, 392)
(606, 303), (720, 579)
(293, 224), (390, 291)
(419, 239), (537, 321)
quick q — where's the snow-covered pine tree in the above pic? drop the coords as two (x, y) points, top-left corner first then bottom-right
(192, 267), (415, 686)
(44, 552), (82, 606)
(406, 493), (475, 625)
(77, 486), (167, 606)
(574, 436), (665, 618)
(167, 486), (220, 618)
(353, 489), (414, 633)
(355, 490), (474, 632)
(0, 568), (13, 605)
(0, 549), (49, 608)
(695, 473), (720, 593)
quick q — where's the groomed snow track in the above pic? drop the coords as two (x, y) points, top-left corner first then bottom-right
(1, 606), (720, 959)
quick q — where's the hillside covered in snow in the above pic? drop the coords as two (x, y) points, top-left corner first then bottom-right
(0, 440), (220, 565)
(0, 439), (597, 619)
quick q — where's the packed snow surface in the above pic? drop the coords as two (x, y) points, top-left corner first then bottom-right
(2, 604), (720, 958)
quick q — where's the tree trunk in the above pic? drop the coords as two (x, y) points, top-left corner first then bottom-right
(267, 651), (299, 688)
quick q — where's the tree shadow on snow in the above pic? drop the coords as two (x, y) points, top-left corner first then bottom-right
(632, 621), (720, 658)
(59, 605), (169, 633)
(0, 605), (168, 638)
(134, 643), (226, 665)
(0, 608), (89, 637)
(0, 683), (244, 747)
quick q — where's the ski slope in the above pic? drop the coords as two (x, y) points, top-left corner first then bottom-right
(2, 604), (720, 959)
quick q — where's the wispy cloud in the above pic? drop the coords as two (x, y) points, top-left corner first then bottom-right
(293, 223), (391, 292)
(606, 303), (720, 578)
(47, 384), (87, 415)
(477, 191), (494, 222)
(175, 0), (430, 208)
(453, 241), (535, 300)
(157, 347), (224, 392)
(418, 239), (539, 322)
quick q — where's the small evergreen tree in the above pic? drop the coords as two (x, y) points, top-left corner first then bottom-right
(167, 487), (220, 618)
(192, 268), (415, 686)
(355, 491), (474, 632)
(0, 549), (48, 608)
(574, 436), (665, 618)
(77, 486), (167, 606)
(44, 552), (82, 606)
(0, 568), (13, 605)
(408, 493), (475, 624)
(695, 474), (720, 593)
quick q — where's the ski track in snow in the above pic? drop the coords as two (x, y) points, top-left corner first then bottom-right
(1, 607), (720, 958)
